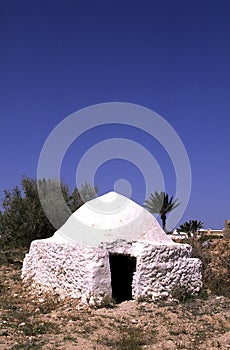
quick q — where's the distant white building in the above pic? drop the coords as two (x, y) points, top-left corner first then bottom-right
(199, 228), (223, 237)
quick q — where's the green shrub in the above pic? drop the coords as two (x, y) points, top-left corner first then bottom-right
(0, 176), (97, 248)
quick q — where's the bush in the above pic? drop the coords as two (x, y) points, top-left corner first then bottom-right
(0, 177), (97, 248)
(198, 234), (223, 242)
(184, 238), (230, 297)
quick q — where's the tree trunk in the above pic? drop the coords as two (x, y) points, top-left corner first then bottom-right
(161, 214), (166, 232)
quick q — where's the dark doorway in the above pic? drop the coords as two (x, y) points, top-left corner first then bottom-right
(109, 253), (136, 303)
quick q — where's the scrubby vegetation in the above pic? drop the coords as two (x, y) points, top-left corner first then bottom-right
(177, 237), (230, 298)
(0, 177), (97, 248)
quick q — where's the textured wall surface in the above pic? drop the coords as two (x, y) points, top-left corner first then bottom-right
(133, 243), (202, 300)
(22, 239), (202, 305)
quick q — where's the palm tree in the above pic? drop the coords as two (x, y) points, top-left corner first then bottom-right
(178, 220), (203, 237)
(144, 191), (180, 232)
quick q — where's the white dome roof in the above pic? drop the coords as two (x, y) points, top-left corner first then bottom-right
(49, 191), (173, 246)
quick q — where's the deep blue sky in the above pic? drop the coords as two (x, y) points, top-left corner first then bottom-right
(1, 0), (230, 229)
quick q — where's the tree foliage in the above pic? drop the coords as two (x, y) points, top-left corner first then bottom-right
(0, 177), (97, 247)
(78, 182), (98, 203)
(177, 220), (204, 237)
(144, 191), (180, 231)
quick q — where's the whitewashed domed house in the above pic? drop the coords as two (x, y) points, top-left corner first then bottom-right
(22, 192), (202, 305)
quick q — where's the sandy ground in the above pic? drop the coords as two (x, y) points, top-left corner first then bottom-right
(0, 240), (230, 349)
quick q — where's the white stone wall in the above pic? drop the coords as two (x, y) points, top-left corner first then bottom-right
(22, 239), (202, 305)
(22, 240), (112, 305)
(133, 243), (202, 300)
(101, 240), (202, 300)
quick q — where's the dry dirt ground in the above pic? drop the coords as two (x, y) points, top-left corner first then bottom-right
(0, 239), (230, 350)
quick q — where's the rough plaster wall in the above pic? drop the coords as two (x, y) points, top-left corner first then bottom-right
(22, 239), (202, 305)
(133, 243), (202, 300)
(22, 240), (111, 304)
